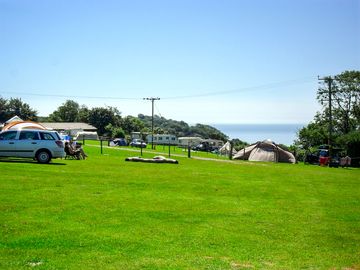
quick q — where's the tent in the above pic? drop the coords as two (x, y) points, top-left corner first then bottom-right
(233, 139), (296, 163)
(219, 141), (236, 156)
(5, 115), (23, 124)
(2, 121), (47, 131)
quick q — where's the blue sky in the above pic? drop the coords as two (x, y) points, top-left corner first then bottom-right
(1, 0), (359, 124)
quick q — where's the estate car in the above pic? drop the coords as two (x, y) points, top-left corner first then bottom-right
(0, 129), (65, 163)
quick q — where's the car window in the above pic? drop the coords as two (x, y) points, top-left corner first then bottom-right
(53, 132), (61, 140)
(40, 132), (56, 140)
(0, 131), (17, 140)
(19, 131), (40, 140)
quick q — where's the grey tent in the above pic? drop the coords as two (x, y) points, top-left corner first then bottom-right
(233, 139), (296, 163)
(219, 141), (236, 156)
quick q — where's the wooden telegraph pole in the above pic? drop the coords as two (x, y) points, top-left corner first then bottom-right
(318, 76), (334, 156)
(143, 97), (160, 149)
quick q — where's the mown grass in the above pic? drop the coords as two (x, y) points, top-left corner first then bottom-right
(0, 144), (359, 269)
(86, 139), (230, 160)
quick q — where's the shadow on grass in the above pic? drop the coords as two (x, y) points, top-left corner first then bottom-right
(0, 157), (66, 165)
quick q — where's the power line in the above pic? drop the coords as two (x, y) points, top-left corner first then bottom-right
(161, 77), (315, 99)
(154, 103), (163, 118)
(1, 76), (315, 101)
(0, 91), (141, 100)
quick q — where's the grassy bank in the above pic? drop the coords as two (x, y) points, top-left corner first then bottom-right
(1, 145), (359, 269)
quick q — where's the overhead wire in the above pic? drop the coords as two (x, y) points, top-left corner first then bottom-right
(0, 91), (141, 100)
(154, 103), (163, 118)
(1, 76), (316, 101)
(161, 77), (315, 99)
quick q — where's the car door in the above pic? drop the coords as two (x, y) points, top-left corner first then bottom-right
(17, 130), (40, 157)
(0, 130), (18, 156)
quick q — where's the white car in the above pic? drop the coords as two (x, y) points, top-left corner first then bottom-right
(0, 129), (66, 163)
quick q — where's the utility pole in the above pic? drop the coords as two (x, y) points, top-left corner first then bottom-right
(143, 97), (160, 149)
(318, 76), (334, 156)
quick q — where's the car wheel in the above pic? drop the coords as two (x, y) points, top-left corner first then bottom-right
(36, 150), (52, 164)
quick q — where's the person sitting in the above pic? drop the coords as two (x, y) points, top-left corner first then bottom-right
(64, 142), (82, 159)
(70, 140), (88, 159)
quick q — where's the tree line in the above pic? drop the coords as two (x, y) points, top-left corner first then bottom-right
(294, 70), (360, 160)
(2, 69), (358, 153)
(0, 98), (228, 141)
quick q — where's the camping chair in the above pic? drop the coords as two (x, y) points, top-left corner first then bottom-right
(64, 145), (82, 160)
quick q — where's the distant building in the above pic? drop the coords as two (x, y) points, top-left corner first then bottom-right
(178, 137), (203, 147)
(146, 134), (178, 145)
(40, 122), (97, 137)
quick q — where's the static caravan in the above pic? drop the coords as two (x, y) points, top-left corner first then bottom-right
(146, 134), (178, 145)
(73, 131), (99, 141)
(178, 137), (203, 147)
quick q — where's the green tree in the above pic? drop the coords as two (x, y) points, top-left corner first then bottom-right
(189, 124), (228, 141)
(88, 106), (121, 135)
(49, 100), (81, 122)
(121, 116), (144, 134)
(0, 97), (7, 123)
(317, 71), (360, 134)
(5, 98), (38, 121)
(336, 131), (360, 160)
(297, 70), (360, 156)
(296, 113), (328, 149)
(105, 123), (126, 138)
(78, 106), (90, 123)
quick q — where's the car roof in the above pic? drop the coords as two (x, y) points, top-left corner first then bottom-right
(0, 129), (57, 133)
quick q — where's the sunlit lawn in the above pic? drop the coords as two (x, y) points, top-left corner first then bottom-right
(0, 144), (359, 269)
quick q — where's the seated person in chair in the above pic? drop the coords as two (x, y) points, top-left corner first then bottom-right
(64, 142), (82, 159)
(70, 140), (88, 159)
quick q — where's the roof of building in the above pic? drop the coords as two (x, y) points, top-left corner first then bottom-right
(40, 122), (97, 131)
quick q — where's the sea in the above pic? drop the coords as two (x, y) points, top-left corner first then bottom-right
(213, 123), (306, 146)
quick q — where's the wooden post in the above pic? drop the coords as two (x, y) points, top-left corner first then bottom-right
(229, 141), (234, 160)
(168, 141), (171, 158)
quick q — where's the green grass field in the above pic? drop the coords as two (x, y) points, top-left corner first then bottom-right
(1, 144), (359, 269)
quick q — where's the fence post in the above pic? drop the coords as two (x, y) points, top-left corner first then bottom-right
(168, 141), (171, 157)
(188, 145), (191, 158)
